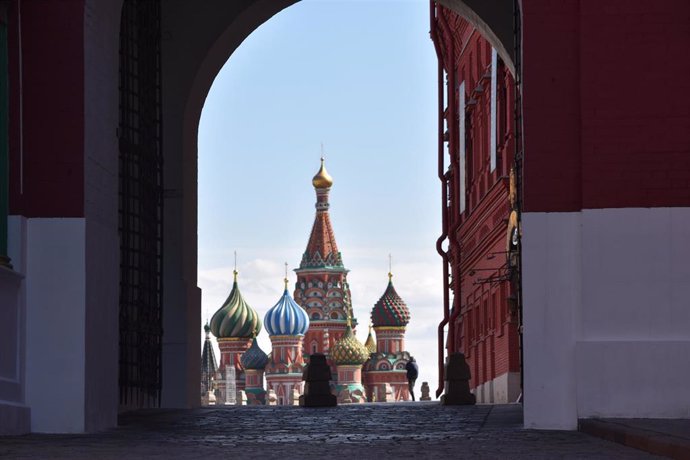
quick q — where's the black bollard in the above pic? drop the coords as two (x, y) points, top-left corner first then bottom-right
(299, 353), (337, 407)
(441, 353), (476, 405)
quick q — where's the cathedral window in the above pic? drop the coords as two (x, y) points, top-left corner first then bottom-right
(330, 312), (339, 320)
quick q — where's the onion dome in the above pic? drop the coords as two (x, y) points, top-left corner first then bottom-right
(312, 157), (333, 189)
(371, 273), (410, 327)
(264, 278), (310, 336)
(364, 325), (376, 354)
(241, 337), (269, 370)
(210, 271), (262, 339)
(331, 318), (370, 365)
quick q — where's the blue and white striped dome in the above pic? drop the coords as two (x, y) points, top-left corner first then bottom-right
(264, 287), (310, 336)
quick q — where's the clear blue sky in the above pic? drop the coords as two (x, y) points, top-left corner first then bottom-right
(198, 0), (442, 394)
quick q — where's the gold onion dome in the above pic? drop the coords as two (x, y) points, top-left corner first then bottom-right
(331, 318), (370, 366)
(209, 271), (262, 339)
(364, 325), (377, 354)
(312, 157), (334, 188)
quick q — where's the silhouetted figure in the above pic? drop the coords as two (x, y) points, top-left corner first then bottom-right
(405, 357), (419, 401)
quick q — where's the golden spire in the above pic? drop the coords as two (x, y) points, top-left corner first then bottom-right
(312, 156), (334, 189)
(284, 262), (289, 290)
(388, 253), (393, 281)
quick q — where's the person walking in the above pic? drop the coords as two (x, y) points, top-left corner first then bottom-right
(405, 356), (419, 401)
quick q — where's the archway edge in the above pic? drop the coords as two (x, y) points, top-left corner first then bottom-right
(437, 0), (515, 75)
(161, 0), (519, 411)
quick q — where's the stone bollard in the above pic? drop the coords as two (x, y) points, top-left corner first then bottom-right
(420, 382), (431, 401)
(441, 353), (476, 405)
(299, 353), (337, 407)
(266, 389), (278, 405)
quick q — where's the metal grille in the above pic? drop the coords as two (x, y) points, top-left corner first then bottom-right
(118, 0), (163, 409)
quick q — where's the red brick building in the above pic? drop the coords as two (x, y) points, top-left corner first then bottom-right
(431, 6), (521, 403)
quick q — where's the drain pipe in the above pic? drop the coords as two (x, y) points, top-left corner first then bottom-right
(436, 7), (464, 356)
(430, 2), (449, 399)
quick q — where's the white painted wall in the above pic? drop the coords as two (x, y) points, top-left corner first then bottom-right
(522, 208), (690, 429)
(23, 218), (86, 433)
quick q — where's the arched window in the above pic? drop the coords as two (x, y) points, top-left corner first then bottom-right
(330, 312), (339, 320)
(311, 312), (321, 320)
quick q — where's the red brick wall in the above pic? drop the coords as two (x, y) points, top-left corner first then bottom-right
(521, 0), (690, 211)
(432, 6), (520, 390)
(8, 0), (85, 217)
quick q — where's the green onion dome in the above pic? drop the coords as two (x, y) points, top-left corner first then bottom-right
(240, 337), (269, 370)
(210, 271), (262, 339)
(371, 273), (410, 328)
(331, 319), (370, 366)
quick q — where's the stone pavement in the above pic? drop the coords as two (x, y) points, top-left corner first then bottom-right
(1, 403), (662, 459)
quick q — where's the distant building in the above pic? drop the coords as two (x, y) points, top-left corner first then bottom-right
(202, 159), (417, 405)
(363, 273), (412, 402)
(240, 337), (269, 405)
(200, 323), (218, 399)
(264, 279), (310, 405)
(292, 158), (355, 374)
(431, 8), (521, 403)
(208, 271), (261, 404)
(331, 317), (370, 403)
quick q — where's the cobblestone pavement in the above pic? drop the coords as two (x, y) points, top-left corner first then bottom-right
(1, 403), (661, 459)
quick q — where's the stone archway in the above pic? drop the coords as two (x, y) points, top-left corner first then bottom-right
(157, 0), (517, 415)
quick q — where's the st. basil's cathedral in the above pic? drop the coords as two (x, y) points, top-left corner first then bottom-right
(201, 159), (414, 405)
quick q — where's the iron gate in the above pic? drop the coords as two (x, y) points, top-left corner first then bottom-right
(118, 0), (163, 408)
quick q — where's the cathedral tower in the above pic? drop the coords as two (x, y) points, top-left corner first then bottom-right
(363, 271), (412, 401)
(209, 270), (262, 402)
(294, 159), (356, 367)
(264, 276), (310, 405)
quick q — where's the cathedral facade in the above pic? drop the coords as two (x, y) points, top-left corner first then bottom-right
(203, 159), (414, 405)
